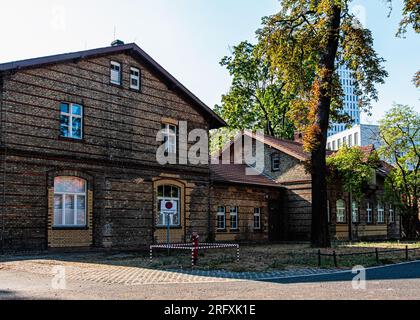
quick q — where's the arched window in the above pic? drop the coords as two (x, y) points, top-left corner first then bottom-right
(157, 185), (180, 226)
(336, 199), (346, 223)
(54, 177), (87, 227)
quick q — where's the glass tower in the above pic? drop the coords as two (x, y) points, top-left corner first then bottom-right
(328, 64), (360, 137)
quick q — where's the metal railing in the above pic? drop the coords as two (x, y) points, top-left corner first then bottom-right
(317, 245), (419, 267)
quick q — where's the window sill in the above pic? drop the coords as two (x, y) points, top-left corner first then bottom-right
(229, 229), (240, 233)
(59, 136), (85, 143)
(52, 226), (88, 231)
(110, 81), (123, 88)
(156, 226), (182, 230)
(216, 229), (227, 233)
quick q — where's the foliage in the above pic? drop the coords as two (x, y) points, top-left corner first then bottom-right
(254, 0), (388, 247)
(209, 127), (240, 156)
(256, 0), (388, 152)
(215, 41), (295, 139)
(377, 104), (420, 238)
(327, 146), (379, 200)
(395, 0), (420, 36)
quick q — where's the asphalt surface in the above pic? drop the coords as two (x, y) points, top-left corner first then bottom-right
(269, 260), (420, 284)
(0, 260), (419, 300)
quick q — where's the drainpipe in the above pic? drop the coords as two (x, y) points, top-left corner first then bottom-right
(348, 192), (353, 242)
(0, 75), (6, 254)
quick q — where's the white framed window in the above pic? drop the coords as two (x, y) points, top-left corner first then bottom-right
(348, 135), (352, 147)
(217, 206), (226, 230)
(60, 103), (83, 139)
(366, 202), (373, 223)
(110, 61), (121, 85)
(161, 123), (177, 154)
(389, 204), (395, 223)
(377, 202), (385, 223)
(54, 177), (87, 227)
(157, 185), (180, 227)
(253, 208), (261, 230)
(230, 206), (238, 230)
(354, 132), (359, 146)
(271, 154), (280, 171)
(336, 199), (346, 223)
(332, 141), (336, 150)
(352, 201), (359, 223)
(130, 67), (140, 90)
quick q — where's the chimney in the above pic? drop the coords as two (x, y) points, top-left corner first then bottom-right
(294, 132), (303, 143)
(111, 39), (125, 47)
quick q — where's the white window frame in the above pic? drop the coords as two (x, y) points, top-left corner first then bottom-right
(53, 177), (87, 227)
(253, 208), (261, 230)
(367, 202), (373, 223)
(216, 206), (226, 230)
(157, 185), (181, 227)
(110, 61), (121, 85)
(230, 206), (238, 230)
(389, 204), (395, 223)
(60, 103), (83, 139)
(271, 154), (280, 171)
(352, 201), (359, 223)
(377, 202), (385, 223)
(130, 67), (140, 90)
(161, 124), (177, 155)
(336, 199), (346, 223)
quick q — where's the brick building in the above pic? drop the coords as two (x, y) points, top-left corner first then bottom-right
(0, 42), (400, 252)
(0, 42), (228, 251)
(215, 131), (401, 241)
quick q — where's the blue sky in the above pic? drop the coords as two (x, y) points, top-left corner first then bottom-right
(0, 0), (418, 123)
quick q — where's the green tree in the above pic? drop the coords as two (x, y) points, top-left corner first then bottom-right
(327, 146), (380, 200)
(378, 105), (420, 239)
(257, 1), (388, 247)
(215, 41), (294, 139)
(393, 0), (420, 87)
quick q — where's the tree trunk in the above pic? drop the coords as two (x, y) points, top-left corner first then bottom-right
(310, 5), (342, 248)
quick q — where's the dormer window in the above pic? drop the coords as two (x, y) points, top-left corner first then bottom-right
(130, 67), (141, 90)
(110, 61), (121, 85)
(271, 154), (280, 171)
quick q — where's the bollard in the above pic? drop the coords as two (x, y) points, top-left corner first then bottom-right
(333, 251), (338, 268)
(406, 245), (409, 261)
(375, 248), (379, 264)
(150, 247), (153, 262)
(318, 249), (321, 267)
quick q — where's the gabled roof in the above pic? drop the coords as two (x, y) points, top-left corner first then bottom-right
(210, 163), (282, 188)
(0, 43), (226, 129)
(243, 130), (309, 161)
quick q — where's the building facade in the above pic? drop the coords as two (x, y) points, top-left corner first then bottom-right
(328, 64), (361, 137)
(220, 131), (400, 241)
(327, 124), (380, 151)
(0, 42), (227, 251)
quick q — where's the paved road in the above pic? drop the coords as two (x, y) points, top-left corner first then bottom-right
(270, 260), (420, 284)
(0, 261), (419, 300)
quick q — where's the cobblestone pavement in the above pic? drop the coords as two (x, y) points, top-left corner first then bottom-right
(0, 259), (338, 285)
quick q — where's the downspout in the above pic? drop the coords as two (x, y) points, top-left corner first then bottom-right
(348, 191), (353, 242)
(0, 74), (5, 254)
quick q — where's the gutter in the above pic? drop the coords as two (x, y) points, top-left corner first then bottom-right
(0, 74), (5, 254)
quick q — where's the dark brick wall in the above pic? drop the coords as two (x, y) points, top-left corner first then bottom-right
(0, 52), (212, 251)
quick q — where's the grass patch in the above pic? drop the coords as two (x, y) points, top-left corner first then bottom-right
(42, 241), (420, 273)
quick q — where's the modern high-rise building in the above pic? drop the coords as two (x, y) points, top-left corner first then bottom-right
(328, 64), (361, 137)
